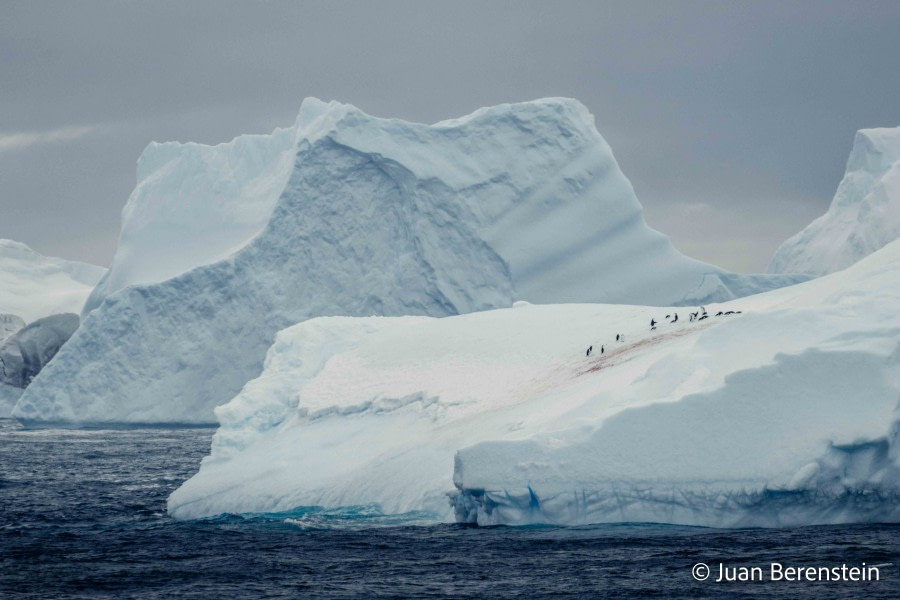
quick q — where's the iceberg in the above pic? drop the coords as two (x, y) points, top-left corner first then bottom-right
(14, 98), (803, 425)
(0, 239), (105, 323)
(0, 313), (80, 389)
(168, 239), (900, 526)
(0, 241), (104, 416)
(0, 314), (25, 344)
(0, 382), (21, 419)
(769, 127), (900, 276)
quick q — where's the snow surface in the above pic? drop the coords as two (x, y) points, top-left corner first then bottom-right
(15, 98), (805, 425)
(769, 127), (900, 276)
(168, 239), (900, 527)
(0, 240), (105, 323)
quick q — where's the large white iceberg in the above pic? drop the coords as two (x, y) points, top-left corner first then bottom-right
(769, 127), (900, 276)
(14, 98), (802, 425)
(168, 239), (900, 526)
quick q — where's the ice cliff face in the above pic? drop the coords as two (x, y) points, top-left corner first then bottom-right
(15, 98), (803, 425)
(81, 125), (299, 317)
(769, 127), (900, 276)
(0, 315), (26, 415)
(0, 240), (105, 323)
(168, 239), (900, 526)
(0, 384), (21, 418)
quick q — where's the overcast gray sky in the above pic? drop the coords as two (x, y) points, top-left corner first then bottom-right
(2, 1), (899, 272)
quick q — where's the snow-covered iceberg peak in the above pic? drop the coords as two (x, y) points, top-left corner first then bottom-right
(85, 98), (376, 318)
(769, 126), (900, 276)
(17, 97), (803, 425)
(82, 123), (299, 317)
(0, 239), (105, 323)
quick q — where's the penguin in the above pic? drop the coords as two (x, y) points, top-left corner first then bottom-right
(671, 313), (678, 323)
(600, 345), (604, 355)
(616, 334), (620, 342)
(716, 311), (723, 316)
(586, 345), (592, 357)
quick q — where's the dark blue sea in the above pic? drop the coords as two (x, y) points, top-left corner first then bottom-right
(1, 419), (898, 599)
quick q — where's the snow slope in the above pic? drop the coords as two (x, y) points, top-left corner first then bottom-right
(769, 127), (900, 276)
(0, 240), (105, 323)
(15, 98), (804, 425)
(168, 239), (900, 526)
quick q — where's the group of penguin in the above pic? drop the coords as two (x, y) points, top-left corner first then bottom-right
(585, 333), (625, 357)
(651, 306), (742, 331)
(586, 306), (743, 357)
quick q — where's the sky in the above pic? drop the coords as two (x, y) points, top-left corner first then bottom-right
(1, 1), (899, 273)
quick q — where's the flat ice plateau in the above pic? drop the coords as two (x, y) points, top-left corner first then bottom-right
(770, 127), (900, 276)
(169, 239), (900, 527)
(14, 98), (802, 425)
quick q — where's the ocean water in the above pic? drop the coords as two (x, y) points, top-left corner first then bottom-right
(1, 418), (898, 599)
